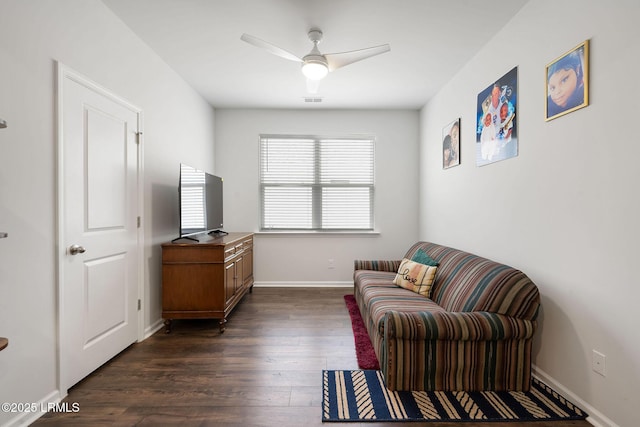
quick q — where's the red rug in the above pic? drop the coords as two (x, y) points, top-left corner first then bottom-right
(343, 294), (380, 370)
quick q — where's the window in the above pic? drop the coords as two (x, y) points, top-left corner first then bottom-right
(260, 135), (375, 231)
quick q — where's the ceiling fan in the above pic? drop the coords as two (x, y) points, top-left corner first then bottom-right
(240, 29), (390, 94)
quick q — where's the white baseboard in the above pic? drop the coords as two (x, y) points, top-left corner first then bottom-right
(532, 365), (618, 427)
(254, 281), (353, 288)
(143, 318), (165, 340)
(3, 389), (61, 427)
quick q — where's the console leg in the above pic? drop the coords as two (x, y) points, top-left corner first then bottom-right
(218, 318), (227, 333)
(164, 319), (172, 334)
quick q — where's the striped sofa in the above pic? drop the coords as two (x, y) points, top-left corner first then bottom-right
(353, 242), (540, 392)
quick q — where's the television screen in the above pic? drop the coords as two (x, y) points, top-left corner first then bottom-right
(178, 164), (223, 239)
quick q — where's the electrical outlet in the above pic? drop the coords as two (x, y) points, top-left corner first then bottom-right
(592, 350), (606, 376)
(328, 258), (335, 269)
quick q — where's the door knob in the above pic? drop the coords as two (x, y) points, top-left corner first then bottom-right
(69, 244), (86, 255)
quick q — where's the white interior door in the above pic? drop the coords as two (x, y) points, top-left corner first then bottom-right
(58, 65), (141, 392)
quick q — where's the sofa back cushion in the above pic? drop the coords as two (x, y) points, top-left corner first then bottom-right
(403, 242), (540, 320)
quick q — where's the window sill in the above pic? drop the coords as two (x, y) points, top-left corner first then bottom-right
(255, 230), (380, 237)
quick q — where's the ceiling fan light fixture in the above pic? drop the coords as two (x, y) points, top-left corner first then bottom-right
(241, 28), (390, 90)
(301, 60), (328, 80)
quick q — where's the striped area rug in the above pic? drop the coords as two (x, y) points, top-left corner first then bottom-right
(322, 370), (587, 422)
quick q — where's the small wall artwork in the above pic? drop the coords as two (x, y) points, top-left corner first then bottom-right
(476, 66), (518, 166)
(442, 118), (460, 169)
(545, 40), (589, 121)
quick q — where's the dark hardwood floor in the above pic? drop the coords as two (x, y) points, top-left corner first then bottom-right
(34, 287), (590, 426)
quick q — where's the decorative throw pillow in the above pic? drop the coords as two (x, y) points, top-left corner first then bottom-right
(411, 248), (439, 266)
(393, 258), (438, 297)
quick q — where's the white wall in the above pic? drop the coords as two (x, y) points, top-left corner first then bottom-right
(0, 1), (215, 425)
(215, 109), (420, 284)
(420, 1), (639, 426)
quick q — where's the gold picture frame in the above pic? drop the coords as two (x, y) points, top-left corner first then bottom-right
(545, 40), (589, 121)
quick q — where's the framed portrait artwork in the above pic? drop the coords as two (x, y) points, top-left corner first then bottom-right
(545, 40), (589, 121)
(442, 118), (460, 169)
(476, 66), (518, 167)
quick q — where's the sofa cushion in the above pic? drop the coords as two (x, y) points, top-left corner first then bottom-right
(393, 258), (438, 297)
(354, 270), (398, 293)
(357, 277), (444, 335)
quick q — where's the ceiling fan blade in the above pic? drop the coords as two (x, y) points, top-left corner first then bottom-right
(240, 33), (302, 63)
(325, 44), (390, 71)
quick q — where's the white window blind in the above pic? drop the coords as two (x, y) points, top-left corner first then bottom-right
(260, 135), (375, 231)
(180, 164), (206, 231)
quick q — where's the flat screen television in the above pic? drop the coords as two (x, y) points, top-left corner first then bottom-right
(175, 163), (225, 241)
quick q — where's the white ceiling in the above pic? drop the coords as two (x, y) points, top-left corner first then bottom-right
(101, 0), (529, 109)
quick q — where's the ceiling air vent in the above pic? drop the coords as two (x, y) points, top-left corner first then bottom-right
(303, 97), (323, 103)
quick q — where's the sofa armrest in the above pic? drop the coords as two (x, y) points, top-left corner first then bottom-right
(354, 259), (402, 273)
(384, 310), (536, 341)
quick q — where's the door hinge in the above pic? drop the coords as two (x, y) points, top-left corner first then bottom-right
(137, 299), (141, 311)
(137, 216), (141, 228)
(135, 131), (143, 144)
